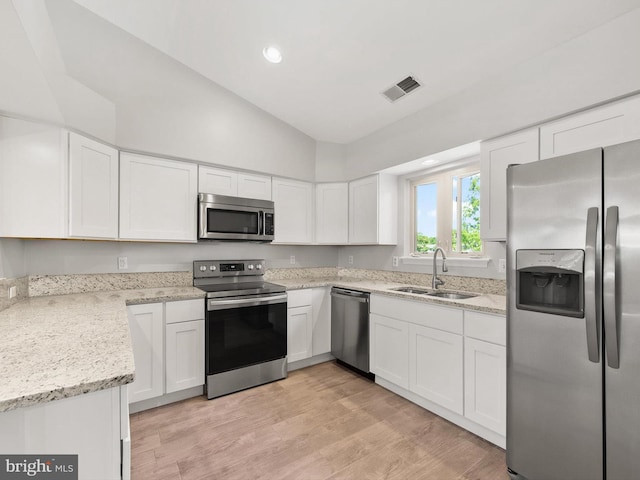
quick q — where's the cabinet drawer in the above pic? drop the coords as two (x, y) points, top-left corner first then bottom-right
(287, 289), (313, 308)
(165, 299), (204, 324)
(464, 311), (506, 346)
(370, 295), (463, 334)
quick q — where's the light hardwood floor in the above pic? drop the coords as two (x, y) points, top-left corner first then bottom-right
(130, 362), (508, 480)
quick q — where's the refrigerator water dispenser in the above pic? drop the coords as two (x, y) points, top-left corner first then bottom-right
(516, 249), (584, 317)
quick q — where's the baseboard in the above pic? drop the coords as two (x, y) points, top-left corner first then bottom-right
(129, 385), (204, 414)
(288, 353), (334, 372)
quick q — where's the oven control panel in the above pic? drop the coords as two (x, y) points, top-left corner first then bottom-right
(193, 259), (265, 278)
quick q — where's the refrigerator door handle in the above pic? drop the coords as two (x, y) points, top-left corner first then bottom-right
(585, 207), (600, 363)
(604, 205), (620, 369)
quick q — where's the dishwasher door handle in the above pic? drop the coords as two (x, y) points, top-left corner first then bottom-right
(331, 291), (369, 303)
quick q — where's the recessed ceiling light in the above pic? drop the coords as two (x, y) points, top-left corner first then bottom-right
(422, 159), (437, 165)
(263, 46), (282, 64)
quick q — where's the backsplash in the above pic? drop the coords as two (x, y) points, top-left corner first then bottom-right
(266, 267), (506, 296)
(28, 271), (191, 297)
(17, 267), (505, 298)
(0, 276), (28, 312)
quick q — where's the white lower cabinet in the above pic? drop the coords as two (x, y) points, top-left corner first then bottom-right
(287, 288), (331, 365)
(464, 338), (506, 436)
(370, 313), (409, 389)
(0, 386), (128, 480)
(127, 299), (204, 408)
(409, 324), (463, 415)
(127, 303), (164, 403)
(165, 320), (205, 394)
(287, 305), (313, 362)
(370, 294), (506, 447)
(311, 287), (331, 355)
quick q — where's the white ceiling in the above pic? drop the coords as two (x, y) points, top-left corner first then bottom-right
(70, 0), (639, 144)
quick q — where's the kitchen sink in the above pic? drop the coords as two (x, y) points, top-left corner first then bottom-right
(426, 291), (477, 300)
(391, 286), (477, 300)
(392, 286), (433, 294)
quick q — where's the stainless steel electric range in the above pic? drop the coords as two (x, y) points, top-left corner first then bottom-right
(193, 260), (287, 399)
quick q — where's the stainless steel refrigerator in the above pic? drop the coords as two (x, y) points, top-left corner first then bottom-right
(506, 139), (640, 480)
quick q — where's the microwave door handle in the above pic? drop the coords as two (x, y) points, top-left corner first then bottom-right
(258, 211), (264, 236)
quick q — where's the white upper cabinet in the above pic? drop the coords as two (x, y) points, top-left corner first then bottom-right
(540, 95), (640, 160)
(349, 174), (397, 245)
(271, 177), (314, 243)
(199, 165), (271, 200)
(480, 128), (539, 241)
(0, 116), (68, 238)
(120, 153), (198, 242)
(237, 172), (272, 200)
(315, 182), (349, 244)
(198, 166), (237, 196)
(68, 132), (119, 239)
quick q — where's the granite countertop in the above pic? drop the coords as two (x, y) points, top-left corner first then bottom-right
(273, 278), (506, 315)
(0, 286), (204, 413)
(0, 271), (504, 413)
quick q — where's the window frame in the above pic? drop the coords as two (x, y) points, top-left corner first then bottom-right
(409, 163), (482, 257)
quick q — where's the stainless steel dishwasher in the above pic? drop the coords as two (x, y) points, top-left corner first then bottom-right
(330, 287), (371, 374)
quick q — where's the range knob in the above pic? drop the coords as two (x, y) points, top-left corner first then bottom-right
(256, 264), (263, 270)
(209, 265), (217, 271)
(247, 264), (254, 270)
(199, 265), (207, 272)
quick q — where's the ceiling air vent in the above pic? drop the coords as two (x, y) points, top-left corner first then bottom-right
(381, 75), (422, 102)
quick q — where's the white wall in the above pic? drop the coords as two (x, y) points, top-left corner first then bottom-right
(0, 239), (26, 279)
(43, 0), (317, 181)
(346, 8), (640, 179)
(22, 240), (338, 275)
(315, 142), (347, 182)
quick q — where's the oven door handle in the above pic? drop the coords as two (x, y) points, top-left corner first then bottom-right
(207, 293), (287, 311)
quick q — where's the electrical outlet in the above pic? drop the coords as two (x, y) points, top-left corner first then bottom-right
(290, 255), (296, 265)
(498, 259), (506, 273)
(348, 255), (354, 265)
(8, 286), (16, 299)
(118, 256), (128, 270)
(392, 256), (399, 267)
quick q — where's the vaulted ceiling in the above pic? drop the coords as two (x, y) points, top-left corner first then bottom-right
(70, 0), (640, 144)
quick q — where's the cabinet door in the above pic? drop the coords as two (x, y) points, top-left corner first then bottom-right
(480, 128), (539, 241)
(287, 305), (313, 362)
(464, 338), (506, 435)
(198, 165), (238, 196)
(540, 95), (640, 160)
(237, 172), (272, 200)
(316, 183), (349, 244)
(349, 176), (378, 244)
(68, 132), (119, 238)
(120, 153), (198, 241)
(311, 287), (331, 356)
(127, 303), (164, 403)
(370, 313), (409, 389)
(272, 178), (313, 243)
(165, 319), (204, 393)
(0, 388), (123, 479)
(409, 323), (463, 414)
(0, 116), (67, 238)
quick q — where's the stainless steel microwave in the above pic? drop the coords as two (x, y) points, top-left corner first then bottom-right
(198, 193), (275, 242)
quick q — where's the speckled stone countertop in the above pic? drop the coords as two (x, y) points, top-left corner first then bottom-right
(0, 286), (204, 413)
(269, 274), (506, 315)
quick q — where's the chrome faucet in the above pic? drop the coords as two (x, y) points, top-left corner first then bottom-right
(432, 247), (448, 290)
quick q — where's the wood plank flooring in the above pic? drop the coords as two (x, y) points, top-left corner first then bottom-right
(130, 362), (508, 480)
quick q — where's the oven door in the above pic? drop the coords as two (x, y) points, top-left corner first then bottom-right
(206, 294), (287, 375)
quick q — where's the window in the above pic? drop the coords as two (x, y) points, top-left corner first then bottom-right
(411, 165), (481, 256)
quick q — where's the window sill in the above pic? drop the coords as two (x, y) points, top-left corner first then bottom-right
(401, 256), (491, 268)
